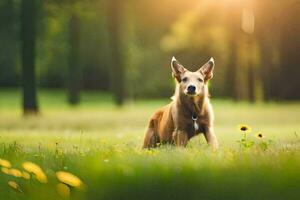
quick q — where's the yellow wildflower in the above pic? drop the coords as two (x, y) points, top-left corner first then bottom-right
(0, 159), (11, 168)
(238, 124), (251, 133)
(8, 168), (22, 177)
(22, 171), (30, 180)
(56, 183), (70, 199)
(22, 161), (47, 183)
(255, 133), (264, 139)
(56, 171), (83, 187)
(1, 166), (23, 178)
(8, 181), (21, 192)
(22, 162), (41, 173)
(34, 171), (47, 183)
(1, 167), (9, 174)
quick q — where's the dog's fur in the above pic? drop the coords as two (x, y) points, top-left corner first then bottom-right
(143, 57), (219, 149)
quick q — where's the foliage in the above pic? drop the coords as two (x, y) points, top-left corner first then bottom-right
(1, 0), (298, 101)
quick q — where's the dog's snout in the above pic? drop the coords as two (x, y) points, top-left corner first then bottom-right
(187, 85), (196, 93)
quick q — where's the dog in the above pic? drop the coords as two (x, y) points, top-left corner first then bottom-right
(143, 57), (219, 150)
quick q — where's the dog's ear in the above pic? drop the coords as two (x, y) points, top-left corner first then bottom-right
(171, 56), (186, 82)
(198, 57), (214, 81)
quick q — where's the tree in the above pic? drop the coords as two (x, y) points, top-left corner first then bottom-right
(43, 1), (83, 105)
(0, 0), (18, 87)
(67, 10), (81, 105)
(226, 3), (241, 101)
(256, 1), (280, 101)
(21, 0), (39, 115)
(279, 0), (300, 100)
(107, 0), (125, 105)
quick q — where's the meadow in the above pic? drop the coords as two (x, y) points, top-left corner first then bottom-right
(0, 89), (299, 200)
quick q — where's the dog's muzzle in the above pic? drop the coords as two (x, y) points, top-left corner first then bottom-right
(187, 85), (196, 95)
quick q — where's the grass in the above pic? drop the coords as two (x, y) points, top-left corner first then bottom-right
(0, 89), (299, 200)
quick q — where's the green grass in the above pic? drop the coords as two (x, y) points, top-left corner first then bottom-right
(0, 89), (299, 200)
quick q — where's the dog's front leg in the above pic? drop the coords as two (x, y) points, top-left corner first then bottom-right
(204, 126), (219, 150)
(172, 130), (188, 147)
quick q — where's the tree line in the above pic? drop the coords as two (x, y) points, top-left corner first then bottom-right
(0, 0), (299, 115)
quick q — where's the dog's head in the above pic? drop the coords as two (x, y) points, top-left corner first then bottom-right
(171, 57), (214, 97)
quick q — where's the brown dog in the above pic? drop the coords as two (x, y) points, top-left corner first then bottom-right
(143, 57), (219, 149)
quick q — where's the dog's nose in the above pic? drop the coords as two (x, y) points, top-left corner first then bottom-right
(187, 85), (196, 93)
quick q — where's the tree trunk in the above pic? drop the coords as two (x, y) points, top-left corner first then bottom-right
(107, 0), (125, 105)
(256, 0), (280, 101)
(0, 0), (18, 86)
(67, 12), (81, 105)
(225, 4), (242, 101)
(21, 0), (39, 115)
(279, 1), (300, 100)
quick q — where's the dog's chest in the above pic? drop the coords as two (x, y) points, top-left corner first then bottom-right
(185, 120), (205, 138)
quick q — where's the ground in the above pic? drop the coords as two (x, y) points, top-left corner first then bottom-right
(0, 89), (299, 200)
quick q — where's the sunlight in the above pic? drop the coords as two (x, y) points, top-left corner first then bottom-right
(241, 8), (255, 34)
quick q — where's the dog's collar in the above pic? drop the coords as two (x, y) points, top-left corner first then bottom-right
(192, 113), (199, 131)
(192, 113), (198, 121)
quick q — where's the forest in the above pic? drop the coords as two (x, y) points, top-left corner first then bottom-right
(0, 0), (299, 114)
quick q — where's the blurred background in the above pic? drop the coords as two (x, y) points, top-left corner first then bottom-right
(0, 0), (299, 114)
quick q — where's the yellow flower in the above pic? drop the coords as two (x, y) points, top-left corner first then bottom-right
(255, 133), (264, 139)
(34, 171), (47, 183)
(1, 167), (9, 174)
(56, 183), (70, 199)
(22, 171), (30, 180)
(8, 181), (21, 192)
(8, 168), (22, 177)
(238, 124), (251, 133)
(56, 171), (83, 187)
(22, 162), (41, 173)
(0, 159), (11, 168)
(22, 162), (47, 183)
(1, 167), (23, 178)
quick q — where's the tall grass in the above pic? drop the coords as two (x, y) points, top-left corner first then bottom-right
(0, 89), (299, 200)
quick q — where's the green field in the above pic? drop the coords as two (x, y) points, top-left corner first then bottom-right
(0, 89), (299, 200)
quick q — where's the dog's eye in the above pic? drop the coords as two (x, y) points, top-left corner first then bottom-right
(197, 78), (203, 82)
(182, 77), (188, 82)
